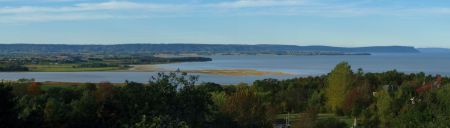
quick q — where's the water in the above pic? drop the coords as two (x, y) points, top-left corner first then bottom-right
(1, 53), (450, 84)
(159, 53), (450, 75)
(0, 72), (293, 85)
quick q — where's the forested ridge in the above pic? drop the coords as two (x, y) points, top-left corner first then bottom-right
(0, 44), (419, 54)
(1, 62), (449, 128)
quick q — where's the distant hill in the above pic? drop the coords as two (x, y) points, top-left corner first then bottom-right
(0, 44), (420, 54)
(417, 48), (450, 53)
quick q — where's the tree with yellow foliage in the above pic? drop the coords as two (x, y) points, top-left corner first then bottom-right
(325, 62), (353, 113)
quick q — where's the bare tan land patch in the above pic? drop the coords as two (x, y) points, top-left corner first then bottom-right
(128, 65), (291, 76)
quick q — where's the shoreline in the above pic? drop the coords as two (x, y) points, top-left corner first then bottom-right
(127, 64), (292, 76)
(5, 64), (294, 76)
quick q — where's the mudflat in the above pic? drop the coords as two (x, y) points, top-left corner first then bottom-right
(128, 65), (290, 76)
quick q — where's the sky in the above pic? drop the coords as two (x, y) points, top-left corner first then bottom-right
(0, 0), (450, 48)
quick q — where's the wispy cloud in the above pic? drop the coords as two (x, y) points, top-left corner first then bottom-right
(0, 1), (187, 23)
(0, 1), (182, 14)
(0, 0), (87, 2)
(1, 0), (450, 23)
(212, 0), (307, 8)
(0, 13), (115, 22)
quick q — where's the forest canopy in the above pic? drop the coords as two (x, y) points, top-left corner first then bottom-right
(0, 63), (449, 128)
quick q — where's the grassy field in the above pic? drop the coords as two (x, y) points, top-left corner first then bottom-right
(26, 64), (123, 72)
(128, 64), (166, 72)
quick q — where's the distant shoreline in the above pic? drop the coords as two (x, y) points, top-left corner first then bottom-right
(0, 44), (419, 54)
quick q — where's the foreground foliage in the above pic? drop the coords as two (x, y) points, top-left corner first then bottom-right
(1, 62), (450, 127)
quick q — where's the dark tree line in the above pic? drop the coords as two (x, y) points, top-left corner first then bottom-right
(0, 64), (29, 71)
(0, 73), (216, 128)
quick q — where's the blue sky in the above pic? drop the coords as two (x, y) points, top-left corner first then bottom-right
(0, 0), (450, 48)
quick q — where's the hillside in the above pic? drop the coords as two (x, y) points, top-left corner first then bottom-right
(0, 44), (420, 54)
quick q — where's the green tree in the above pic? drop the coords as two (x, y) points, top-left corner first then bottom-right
(69, 90), (99, 127)
(16, 95), (47, 127)
(432, 84), (450, 126)
(197, 82), (223, 93)
(325, 62), (353, 112)
(307, 91), (325, 111)
(0, 83), (17, 127)
(313, 118), (348, 128)
(222, 87), (274, 128)
(43, 98), (69, 127)
(176, 83), (214, 127)
(375, 90), (393, 127)
(133, 115), (189, 128)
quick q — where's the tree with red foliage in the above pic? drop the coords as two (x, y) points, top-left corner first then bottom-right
(28, 82), (42, 95)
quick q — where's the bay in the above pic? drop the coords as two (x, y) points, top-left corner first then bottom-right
(1, 53), (450, 84)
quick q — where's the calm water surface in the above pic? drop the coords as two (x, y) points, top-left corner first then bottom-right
(1, 53), (450, 84)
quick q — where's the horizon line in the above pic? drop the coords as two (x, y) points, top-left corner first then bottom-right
(0, 43), (431, 48)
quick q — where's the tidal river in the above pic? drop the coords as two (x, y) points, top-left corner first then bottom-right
(1, 53), (450, 84)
